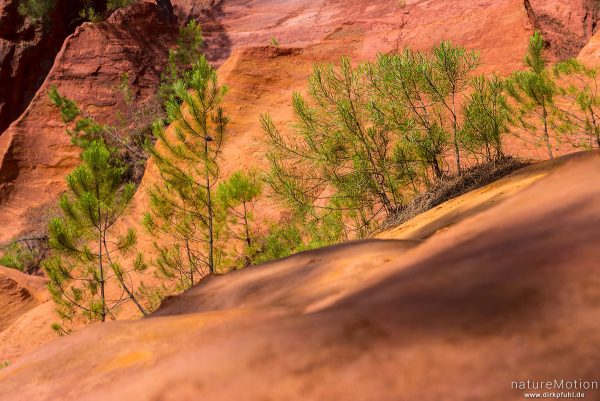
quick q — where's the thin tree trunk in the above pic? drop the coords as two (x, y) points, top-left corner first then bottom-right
(242, 202), (251, 247)
(431, 156), (443, 179)
(205, 138), (215, 274)
(98, 230), (106, 322)
(589, 107), (600, 148)
(542, 107), (554, 158)
(102, 234), (147, 316)
(185, 239), (195, 286)
(125, 285), (148, 316)
(452, 93), (462, 174)
(95, 177), (107, 322)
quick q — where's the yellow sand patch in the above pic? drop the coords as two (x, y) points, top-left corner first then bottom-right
(96, 351), (154, 373)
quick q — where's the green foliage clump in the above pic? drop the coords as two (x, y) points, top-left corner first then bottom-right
(372, 50), (447, 181)
(250, 210), (345, 265)
(250, 223), (302, 265)
(0, 360), (10, 370)
(78, 0), (133, 22)
(216, 170), (263, 266)
(0, 239), (48, 273)
(461, 75), (510, 161)
(48, 86), (104, 149)
(43, 141), (148, 331)
(262, 41), (501, 240)
(107, 0), (133, 11)
(553, 58), (600, 149)
(18, 0), (55, 23)
(49, 80), (157, 183)
(159, 20), (205, 108)
(0, 244), (26, 271)
(423, 41), (480, 173)
(263, 56), (405, 238)
(79, 6), (103, 22)
(48, 87), (80, 124)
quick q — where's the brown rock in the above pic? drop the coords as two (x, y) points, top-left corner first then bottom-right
(0, 265), (54, 362)
(0, 301), (55, 362)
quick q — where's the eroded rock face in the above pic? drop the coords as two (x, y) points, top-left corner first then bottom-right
(0, 266), (47, 332)
(579, 29), (600, 66)
(5, 0), (599, 246)
(0, 0), (108, 133)
(0, 265), (54, 363)
(0, 0), (590, 142)
(526, 0), (600, 60)
(0, 2), (178, 243)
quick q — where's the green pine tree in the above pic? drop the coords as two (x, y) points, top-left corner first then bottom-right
(145, 56), (228, 290)
(43, 141), (147, 332)
(216, 170), (263, 266)
(420, 41), (480, 174)
(461, 75), (511, 161)
(554, 59), (600, 149)
(370, 50), (450, 182)
(262, 56), (410, 237)
(48, 86), (105, 149)
(48, 85), (153, 183)
(506, 31), (560, 158)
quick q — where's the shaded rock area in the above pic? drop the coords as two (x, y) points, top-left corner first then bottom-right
(0, 0), (107, 133)
(0, 265), (47, 332)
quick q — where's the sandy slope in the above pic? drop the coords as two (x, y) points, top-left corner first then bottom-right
(0, 301), (55, 362)
(0, 267), (55, 363)
(0, 266), (47, 332)
(1, 150), (600, 400)
(0, 150), (579, 365)
(377, 153), (586, 241)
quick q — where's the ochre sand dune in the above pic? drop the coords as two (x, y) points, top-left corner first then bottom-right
(1, 150), (600, 400)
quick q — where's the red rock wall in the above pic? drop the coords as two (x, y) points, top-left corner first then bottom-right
(526, 0), (600, 60)
(0, 2), (177, 243)
(0, 0), (107, 133)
